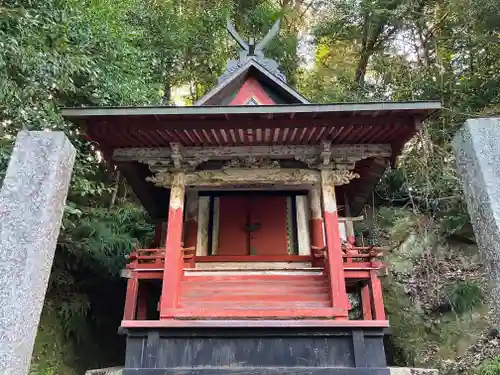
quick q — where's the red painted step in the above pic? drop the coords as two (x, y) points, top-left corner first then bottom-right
(178, 273), (333, 317)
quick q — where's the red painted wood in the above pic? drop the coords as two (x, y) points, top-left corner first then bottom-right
(324, 211), (349, 317)
(181, 293), (331, 303)
(183, 219), (198, 249)
(250, 196), (288, 256)
(229, 77), (275, 105)
(137, 283), (148, 320)
(343, 271), (371, 279)
(182, 275), (326, 282)
(361, 283), (373, 320)
(161, 308), (343, 319)
(217, 196), (289, 256)
(159, 207), (184, 318)
(310, 218), (325, 249)
(217, 196), (249, 256)
(123, 274), (139, 320)
(194, 255), (312, 262)
(121, 319), (390, 329)
(370, 270), (386, 320)
(137, 271), (163, 279)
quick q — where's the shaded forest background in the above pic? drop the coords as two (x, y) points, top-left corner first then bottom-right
(1, 0), (500, 374)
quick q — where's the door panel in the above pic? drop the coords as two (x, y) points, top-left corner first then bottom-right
(217, 196), (249, 256)
(250, 196), (289, 256)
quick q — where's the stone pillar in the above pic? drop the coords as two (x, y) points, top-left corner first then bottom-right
(453, 118), (500, 324)
(159, 172), (185, 319)
(0, 131), (75, 375)
(183, 190), (198, 249)
(320, 170), (349, 317)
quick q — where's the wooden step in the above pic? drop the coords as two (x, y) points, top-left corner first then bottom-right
(182, 274), (327, 282)
(184, 268), (324, 276)
(162, 308), (341, 319)
(181, 286), (330, 296)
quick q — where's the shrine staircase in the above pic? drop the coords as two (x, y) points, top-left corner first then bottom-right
(177, 269), (337, 319)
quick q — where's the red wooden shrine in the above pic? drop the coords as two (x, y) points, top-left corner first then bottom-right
(63, 19), (441, 374)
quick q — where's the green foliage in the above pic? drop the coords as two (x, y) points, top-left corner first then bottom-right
(447, 280), (484, 314)
(30, 302), (78, 375)
(478, 357), (500, 375)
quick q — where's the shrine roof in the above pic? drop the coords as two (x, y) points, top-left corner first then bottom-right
(62, 101), (441, 152)
(62, 101), (441, 218)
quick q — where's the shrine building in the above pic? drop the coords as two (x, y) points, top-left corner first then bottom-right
(63, 20), (441, 375)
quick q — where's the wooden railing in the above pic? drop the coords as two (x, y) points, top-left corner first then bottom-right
(123, 243), (387, 322)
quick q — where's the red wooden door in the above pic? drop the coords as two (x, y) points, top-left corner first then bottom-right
(217, 196), (249, 256)
(250, 196), (289, 256)
(217, 195), (289, 256)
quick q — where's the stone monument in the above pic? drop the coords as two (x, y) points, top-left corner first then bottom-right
(0, 131), (75, 375)
(453, 118), (500, 325)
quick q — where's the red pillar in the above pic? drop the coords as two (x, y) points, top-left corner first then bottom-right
(361, 283), (373, 320)
(370, 270), (386, 320)
(309, 185), (325, 250)
(137, 283), (148, 320)
(123, 273), (139, 320)
(159, 172), (186, 319)
(183, 190), (198, 249)
(321, 170), (349, 318)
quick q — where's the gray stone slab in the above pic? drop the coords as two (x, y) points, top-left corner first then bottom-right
(0, 131), (75, 375)
(389, 368), (438, 375)
(453, 118), (500, 324)
(86, 367), (124, 375)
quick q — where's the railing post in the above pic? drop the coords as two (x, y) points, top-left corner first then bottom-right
(370, 270), (386, 320)
(320, 170), (349, 318)
(123, 273), (139, 320)
(137, 283), (148, 320)
(159, 172), (186, 319)
(361, 282), (373, 320)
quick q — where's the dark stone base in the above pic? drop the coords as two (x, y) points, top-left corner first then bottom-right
(124, 368), (390, 374)
(121, 326), (389, 375)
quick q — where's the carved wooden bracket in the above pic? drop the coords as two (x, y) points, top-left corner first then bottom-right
(113, 143), (392, 173)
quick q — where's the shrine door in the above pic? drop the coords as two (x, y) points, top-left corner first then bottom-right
(217, 195), (289, 256)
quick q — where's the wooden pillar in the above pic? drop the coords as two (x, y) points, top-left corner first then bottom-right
(320, 170), (349, 318)
(123, 273), (139, 320)
(309, 184), (325, 249)
(361, 283), (373, 320)
(370, 270), (386, 320)
(344, 194), (356, 245)
(137, 283), (148, 320)
(159, 172), (186, 319)
(196, 196), (210, 256)
(153, 222), (163, 247)
(183, 190), (198, 249)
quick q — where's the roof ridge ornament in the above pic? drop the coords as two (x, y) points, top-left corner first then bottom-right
(220, 18), (287, 83)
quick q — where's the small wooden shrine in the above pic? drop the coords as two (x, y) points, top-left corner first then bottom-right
(63, 20), (441, 375)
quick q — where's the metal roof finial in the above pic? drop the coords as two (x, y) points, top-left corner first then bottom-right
(222, 18), (286, 82)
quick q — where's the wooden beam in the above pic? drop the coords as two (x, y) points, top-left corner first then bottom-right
(121, 319), (390, 328)
(148, 168), (321, 188)
(112, 144), (392, 162)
